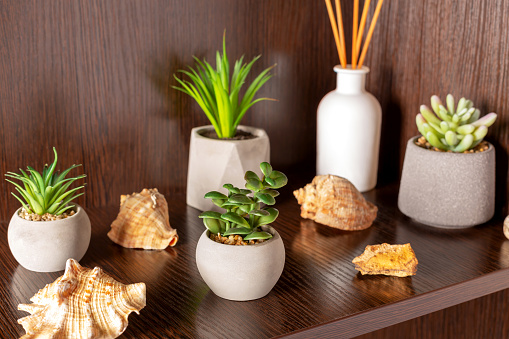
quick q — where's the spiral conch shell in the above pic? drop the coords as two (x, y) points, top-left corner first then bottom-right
(294, 175), (377, 230)
(18, 258), (146, 339)
(108, 188), (178, 250)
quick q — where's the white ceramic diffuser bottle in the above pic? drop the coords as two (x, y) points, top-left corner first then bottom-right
(317, 65), (381, 192)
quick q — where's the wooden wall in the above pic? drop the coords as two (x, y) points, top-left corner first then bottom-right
(0, 0), (508, 219)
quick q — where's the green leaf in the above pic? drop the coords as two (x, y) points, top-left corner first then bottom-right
(212, 199), (226, 208)
(260, 188), (280, 197)
(11, 192), (32, 213)
(228, 194), (254, 204)
(244, 171), (259, 181)
(244, 231), (273, 241)
(268, 171), (288, 189)
(255, 192), (275, 205)
(239, 189), (252, 195)
(199, 211), (223, 219)
(245, 179), (263, 192)
(47, 186), (85, 214)
(203, 218), (226, 234)
(264, 177), (275, 186)
(260, 162), (272, 177)
(27, 168), (45, 193)
(51, 192), (84, 215)
(222, 184), (240, 194)
(204, 191), (228, 200)
(220, 212), (250, 228)
(249, 209), (270, 216)
(256, 207), (279, 226)
(44, 147), (58, 186)
(223, 227), (252, 236)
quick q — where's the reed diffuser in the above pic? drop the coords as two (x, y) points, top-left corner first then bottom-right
(317, 0), (385, 192)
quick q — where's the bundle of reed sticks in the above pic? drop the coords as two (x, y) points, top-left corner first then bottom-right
(325, 0), (385, 69)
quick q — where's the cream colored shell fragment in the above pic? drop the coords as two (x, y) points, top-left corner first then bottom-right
(293, 175), (377, 230)
(352, 243), (418, 277)
(108, 188), (178, 250)
(18, 258), (146, 339)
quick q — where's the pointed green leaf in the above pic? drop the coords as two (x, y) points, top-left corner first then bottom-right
(249, 209), (270, 216)
(228, 194), (254, 204)
(255, 207), (279, 226)
(255, 192), (275, 205)
(199, 211), (223, 219)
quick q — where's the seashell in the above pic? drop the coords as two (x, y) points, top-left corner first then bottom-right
(293, 175), (377, 230)
(352, 243), (418, 277)
(108, 188), (178, 250)
(18, 258), (146, 339)
(504, 215), (509, 240)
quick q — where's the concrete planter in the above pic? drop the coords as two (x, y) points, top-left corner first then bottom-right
(8, 205), (91, 272)
(398, 137), (495, 228)
(196, 226), (285, 301)
(187, 125), (270, 211)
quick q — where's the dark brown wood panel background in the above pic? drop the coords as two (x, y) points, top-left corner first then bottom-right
(0, 0), (508, 218)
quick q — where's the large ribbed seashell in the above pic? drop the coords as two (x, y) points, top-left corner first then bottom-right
(108, 188), (178, 250)
(18, 258), (146, 339)
(293, 175), (377, 230)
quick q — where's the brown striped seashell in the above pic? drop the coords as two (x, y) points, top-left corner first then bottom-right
(108, 188), (178, 250)
(293, 175), (377, 230)
(18, 258), (146, 339)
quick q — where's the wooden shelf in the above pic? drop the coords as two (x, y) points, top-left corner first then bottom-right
(1, 180), (508, 338)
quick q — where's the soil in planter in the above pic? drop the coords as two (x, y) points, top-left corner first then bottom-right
(209, 233), (266, 246)
(19, 208), (76, 221)
(415, 136), (490, 153)
(199, 129), (257, 140)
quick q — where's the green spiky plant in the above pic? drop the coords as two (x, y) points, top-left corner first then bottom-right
(199, 162), (287, 241)
(416, 94), (497, 152)
(173, 33), (275, 139)
(5, 148), (86, 216)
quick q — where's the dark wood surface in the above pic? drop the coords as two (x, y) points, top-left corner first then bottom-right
(1, 0), (509, 218)
(1, 179), (508, 338)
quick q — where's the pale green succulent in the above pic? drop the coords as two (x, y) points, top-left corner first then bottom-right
(416, 94), (497, 152)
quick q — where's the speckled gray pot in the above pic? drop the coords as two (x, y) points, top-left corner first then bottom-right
(398, 137), (495, 228)
(8, 205), (91, 272)
(187, 125), (270, 212)
(196, 226), (285, 301)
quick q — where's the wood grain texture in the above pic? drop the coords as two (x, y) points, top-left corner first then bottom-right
(1, 180), (509, 338)
(0, 0), (508, 218)
(354, 289), (509, 339)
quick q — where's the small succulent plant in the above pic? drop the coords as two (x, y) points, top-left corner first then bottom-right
(5, 148), (86, 216)
(416, 94), (497, 152)
(173, 33), (275, 139)
(199, 162), (287, 241)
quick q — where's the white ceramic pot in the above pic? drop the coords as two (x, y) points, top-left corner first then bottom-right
(398, 137), (495, 228)
(187, 125), (270, 211)
(196, 226), (285, 301)
(317, 65), (382, 192)
(8, 205), (91, 272)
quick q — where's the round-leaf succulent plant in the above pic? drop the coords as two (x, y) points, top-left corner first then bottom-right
(5, 148), (86, 216)
(199, 162), (287, 241)
(416, 94), (497, 152)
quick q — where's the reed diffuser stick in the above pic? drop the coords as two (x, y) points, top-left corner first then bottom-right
(352, 0), (359, 68)
(357, 0), (384, 68)
(325, 0), (347, 68)
(354, 0), (372, 65)
(335, 0), (347, 68)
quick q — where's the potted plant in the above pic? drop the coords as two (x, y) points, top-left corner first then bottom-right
(398, 94), (497, 228)
(173, 34), (275, 211)
(195, 162), (287, 301)
(5, 148), (90, 272)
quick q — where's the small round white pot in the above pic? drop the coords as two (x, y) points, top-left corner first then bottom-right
(398, 137), (495, 228)
(186, 125), (270, 211)
(196, 226), (285, 301)
(8, 205), (91, 272)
